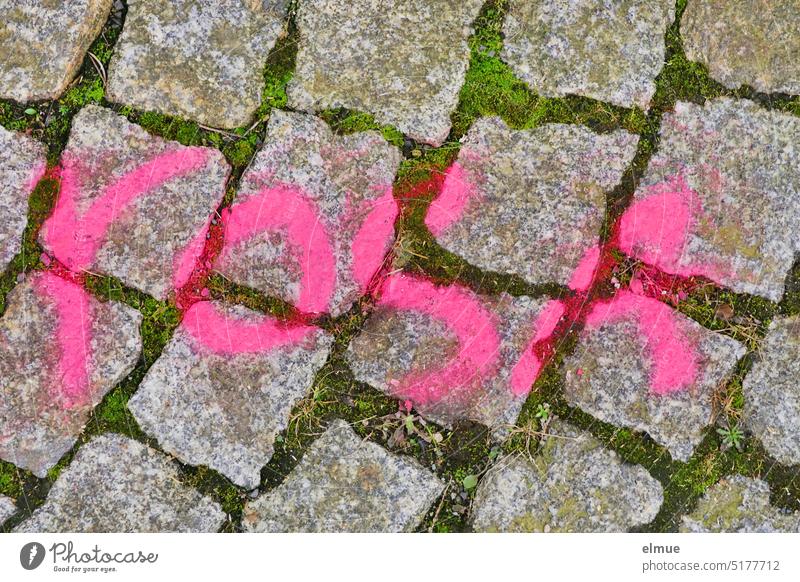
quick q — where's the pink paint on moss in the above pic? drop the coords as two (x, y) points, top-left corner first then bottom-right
(617, 174), (724, 282)
(377, 273), (501, 406)
(43, 148), (210, 273)
(173, 214), (213, 291)
(510, 299), (566, 396)
(35, 272), (92, 409)
(583, 290), (699, 395)
(219, 184), (336, 314)
(568, 245), (601, 291)
(184, 301), (317, 356)
(350, 188), (398, 291)
(424, 162), (474, 236)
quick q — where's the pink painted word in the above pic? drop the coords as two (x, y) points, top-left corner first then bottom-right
(510, 299), (566, 396)
(183, 301), (319, 356)
(583, 290), (699, 395)
(34, 272), (92, 409)
(42, 148), (213, 290)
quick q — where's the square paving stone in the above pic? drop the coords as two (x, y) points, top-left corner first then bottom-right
(0, 0), (113, 102)
(502, 0), (674, 109)
(427, 117), (638, 289)
(563, 290), (746, 461)
(0, 126), (46, 272)
(347, 272), (565, 434)
(129, 300), (333, 489)
(242, 419), (444, 532)
(0, 495), (15, 526)
(617, 98), (800, 302)
(682, 1), (800, 96)
(15, 433), (225, 532)
(39, 105), (230, 300)
(107, 0), (287, 128)
(743, 316), (800, 466)
(214, 110), (401, 317)
(0, 272), (142, 477)
(471, 420), (663, 532)
(681, 475), (800, 533)
(287, 0), (484, 146)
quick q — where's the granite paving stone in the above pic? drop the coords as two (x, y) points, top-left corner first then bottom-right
(39, 105), (230, 300)
(287, 0), (484, 146)
(502, 0), (674, 109)
(681, 475), (800, 533)
(0, 272), (142, 477)
(0, 126), (46, 272)
(0, 0), (113, 102)
(242, 419), (444, 532)
(107, 0), (287, 128)
(129, 300), (333, 489)
(214, 110), (401, 317)
(15, 433), (225, 532)
(471, 420), (663, 532)
(682, 0), (800, 96)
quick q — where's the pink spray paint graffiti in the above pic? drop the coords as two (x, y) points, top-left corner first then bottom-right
(183, 301), (319, 356)
(375, 273), (502, 407)
(424, 162), (474, 236)
(33, 272), (93, 409)
(41, 147), (214, 290)
(350, 187), (399, 292)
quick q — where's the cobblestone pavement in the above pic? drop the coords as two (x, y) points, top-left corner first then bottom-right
(1, 0), (799, 533)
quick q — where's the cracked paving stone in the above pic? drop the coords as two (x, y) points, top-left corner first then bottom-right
(242, 419), (444, 532)
(0, 0), (113, 102)
(472, 420), (663, 532)
(128, 300), (333, 490)
(0, 126), (46, 273)
(214, 111), (401, 317)
(563, 290), (746, 462)
(501, 0), (674, 109)
(287, 0), (484, 146)
(681, 475), (800, 533)
(618, 98), (800, 302)
(743, 316), (800, 466)
(106, 0), (287, 128)
(15, 433), (225, 532)
(39, 105), (230, 300)
(426, 117), (638, 289)
(347, 272), (564, 435)
(0, 495), (15, 526)
(0, 272), (142, 477)
(682, 0), (800, 96)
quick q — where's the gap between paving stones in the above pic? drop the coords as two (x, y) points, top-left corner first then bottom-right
(2, 0), (800, 533)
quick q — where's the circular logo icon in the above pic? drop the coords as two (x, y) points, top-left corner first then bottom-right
(20, 542), (46, 570)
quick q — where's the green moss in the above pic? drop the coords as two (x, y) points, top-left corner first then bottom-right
(319, 109), (405, 148)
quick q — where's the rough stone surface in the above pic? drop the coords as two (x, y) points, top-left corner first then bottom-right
(107, 0), (286, 128)
(129, 301), (332, 489)
(347, 272), (561, 434)
(472, 420), (663, 532)
(0, 126), (46, 272)
(39, 105), (230, 300)
(620, 98), (800, 302)
(563, 291), (746, 461)
(502, 0), (674, 109)
(0, 0), (113, 102)
(427, 117), (638, 288)
(215, 111), (401, 317)
(0, 495), (15, 525)
(681, 475), (800, 533)
(15, 433), (225, 532)
(242, 419), (444, 532)
(743, 316), (800, 466)
(682, 1), (800, 96)
(0, 272), (142, 477)
(287, 0), (484, 146)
